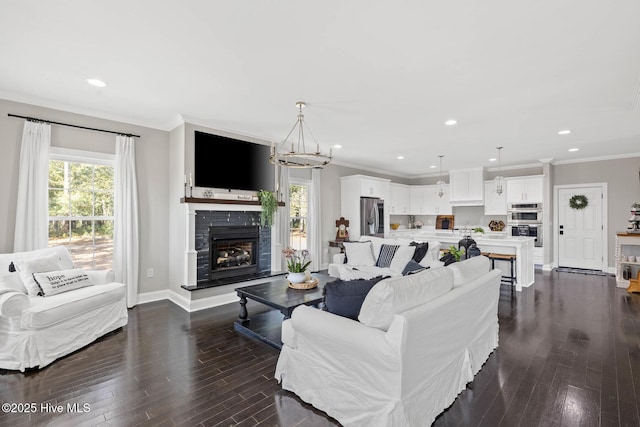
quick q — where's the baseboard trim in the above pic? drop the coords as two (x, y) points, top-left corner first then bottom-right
(136, 289), (239, 312)
(137, 290), (170, 305)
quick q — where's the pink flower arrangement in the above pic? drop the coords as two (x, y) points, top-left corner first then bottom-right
(282, 247), (311, 272)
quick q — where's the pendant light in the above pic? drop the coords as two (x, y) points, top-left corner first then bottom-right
(436, 155), (445, 198)
(494, 146), (505, 195)
(269, 101), (332, 168)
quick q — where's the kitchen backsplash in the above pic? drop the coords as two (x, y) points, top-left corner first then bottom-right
(390, 206), (507, 230)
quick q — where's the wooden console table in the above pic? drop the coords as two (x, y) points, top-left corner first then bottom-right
(328, 240), (346, 253)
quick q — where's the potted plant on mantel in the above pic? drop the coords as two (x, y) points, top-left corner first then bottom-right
(258, 190), (278, 227)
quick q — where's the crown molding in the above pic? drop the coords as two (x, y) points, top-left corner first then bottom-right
(551, 152), (640, 165)
(0, 92), (168, 131)
(177, 114), (275, 146)
(485, 162), (543, 173)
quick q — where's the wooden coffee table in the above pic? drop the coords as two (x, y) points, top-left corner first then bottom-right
(234, 273), (332, 349)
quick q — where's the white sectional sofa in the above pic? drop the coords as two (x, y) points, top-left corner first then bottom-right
(328, 235), (442, 279)
(0, 246), (128, 372)
(275, 255), (501, 427)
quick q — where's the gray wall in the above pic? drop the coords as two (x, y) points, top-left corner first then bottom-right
(553, 157), (640, 267)
(0, 99), (170, 294)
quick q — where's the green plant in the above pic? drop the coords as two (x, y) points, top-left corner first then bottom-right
(258, 190), (278, 227)
(472, 227), (485, 234)
(569, 194), (588, 210)
(282, 247), (311, 272)
(448, 245), (465, 262)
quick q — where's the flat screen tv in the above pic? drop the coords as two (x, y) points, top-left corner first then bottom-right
(194, 131), (275, 192)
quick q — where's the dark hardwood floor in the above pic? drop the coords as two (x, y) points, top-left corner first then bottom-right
(1, 269), (639, 426)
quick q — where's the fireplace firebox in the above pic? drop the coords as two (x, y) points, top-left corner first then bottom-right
(208, 226), (259, 281)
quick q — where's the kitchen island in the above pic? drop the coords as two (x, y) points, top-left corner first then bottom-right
(389, 229), (535, 292)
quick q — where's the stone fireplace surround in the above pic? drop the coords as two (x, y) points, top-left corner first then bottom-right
(180, 201), (278, 291)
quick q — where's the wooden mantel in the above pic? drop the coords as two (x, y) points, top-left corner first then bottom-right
(180, 197), (285, 206)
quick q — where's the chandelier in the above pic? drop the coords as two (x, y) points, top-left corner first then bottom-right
(494, 146), (505, 195)
(436, 155), (446, 198)
(269, 101), (332, 168)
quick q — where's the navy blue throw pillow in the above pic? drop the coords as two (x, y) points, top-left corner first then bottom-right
(409, 241), (430, 263)
(401, 259), (428, 276)
(440, 253), (457, 266)
(322, 276), (388, 320)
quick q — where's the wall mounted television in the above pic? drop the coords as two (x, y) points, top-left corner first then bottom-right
(194, 130), (275, 192)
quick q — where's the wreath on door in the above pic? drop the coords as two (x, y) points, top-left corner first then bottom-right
(569, 194), (588, 210)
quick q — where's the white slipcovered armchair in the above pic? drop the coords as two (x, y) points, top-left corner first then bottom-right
(0, 246), (128, 372)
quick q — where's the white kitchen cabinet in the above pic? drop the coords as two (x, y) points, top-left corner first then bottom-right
(410, 185), (425, 214)
(506, 176), (544, 203)
(360, 177), (388, 198)
(484, 181), (507, 215)
(422, 184), (452, 215)
(449, 168), (485, 205)
(389, 183), (410, 214)
(340, 175), (391, 240)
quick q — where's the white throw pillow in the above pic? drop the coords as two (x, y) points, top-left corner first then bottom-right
(14, 253), (64, 296)
(447, 255), (491, 288)
(389, 245), (416, 275)
(32, 269), (94, 296)
(359, 236), (394, 263)
(343, 241), (375, 266)
(358, 267), (454, 331)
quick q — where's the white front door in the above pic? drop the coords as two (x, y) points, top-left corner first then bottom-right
(558, 186), (604, 270)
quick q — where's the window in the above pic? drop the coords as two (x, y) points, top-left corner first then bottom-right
(48, 148), (115, 269)
(289, 183), (309, 251)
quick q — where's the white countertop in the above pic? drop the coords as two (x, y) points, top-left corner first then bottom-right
(389, 229), (533, 245)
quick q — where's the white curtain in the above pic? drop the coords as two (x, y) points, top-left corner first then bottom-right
(277, 166), (290, 271)
(309, 168), (323, 272)
(114, 135), (139, 308)
(14, 121), (51, 252)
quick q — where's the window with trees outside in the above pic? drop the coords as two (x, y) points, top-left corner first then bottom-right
(48, 149), (114, 269)
(289, 183), (309, 251)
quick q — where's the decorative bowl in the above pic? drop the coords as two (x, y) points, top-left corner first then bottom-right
(390, 223), (400, 230)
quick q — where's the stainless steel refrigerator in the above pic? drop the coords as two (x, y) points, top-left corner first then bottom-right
(360, 197), (385, 237)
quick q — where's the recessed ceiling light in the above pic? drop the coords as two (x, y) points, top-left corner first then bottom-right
(568, 148), (579, 152)
(558, 130), (571, 135)
(430, 165), (436, 169)
(445, 119), (458, 126)
(332, 144), (342, 149)
(488, 158), (497, 162)
(397, 155), (404, 160)
(87, 78), (106, 87)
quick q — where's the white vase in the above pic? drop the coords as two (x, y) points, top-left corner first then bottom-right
(287, 272), (306, 284)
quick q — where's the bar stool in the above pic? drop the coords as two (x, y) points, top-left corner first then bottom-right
(488, 253), (516, 295)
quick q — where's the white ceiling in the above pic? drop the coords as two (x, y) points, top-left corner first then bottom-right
(2, 1), (640, 178)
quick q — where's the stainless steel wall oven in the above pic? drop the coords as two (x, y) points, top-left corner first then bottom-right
(507, 203), (542, 224)
(508, 203), (542, 247)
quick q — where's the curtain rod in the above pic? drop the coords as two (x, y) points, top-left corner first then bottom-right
(7, 113), (140, 138)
